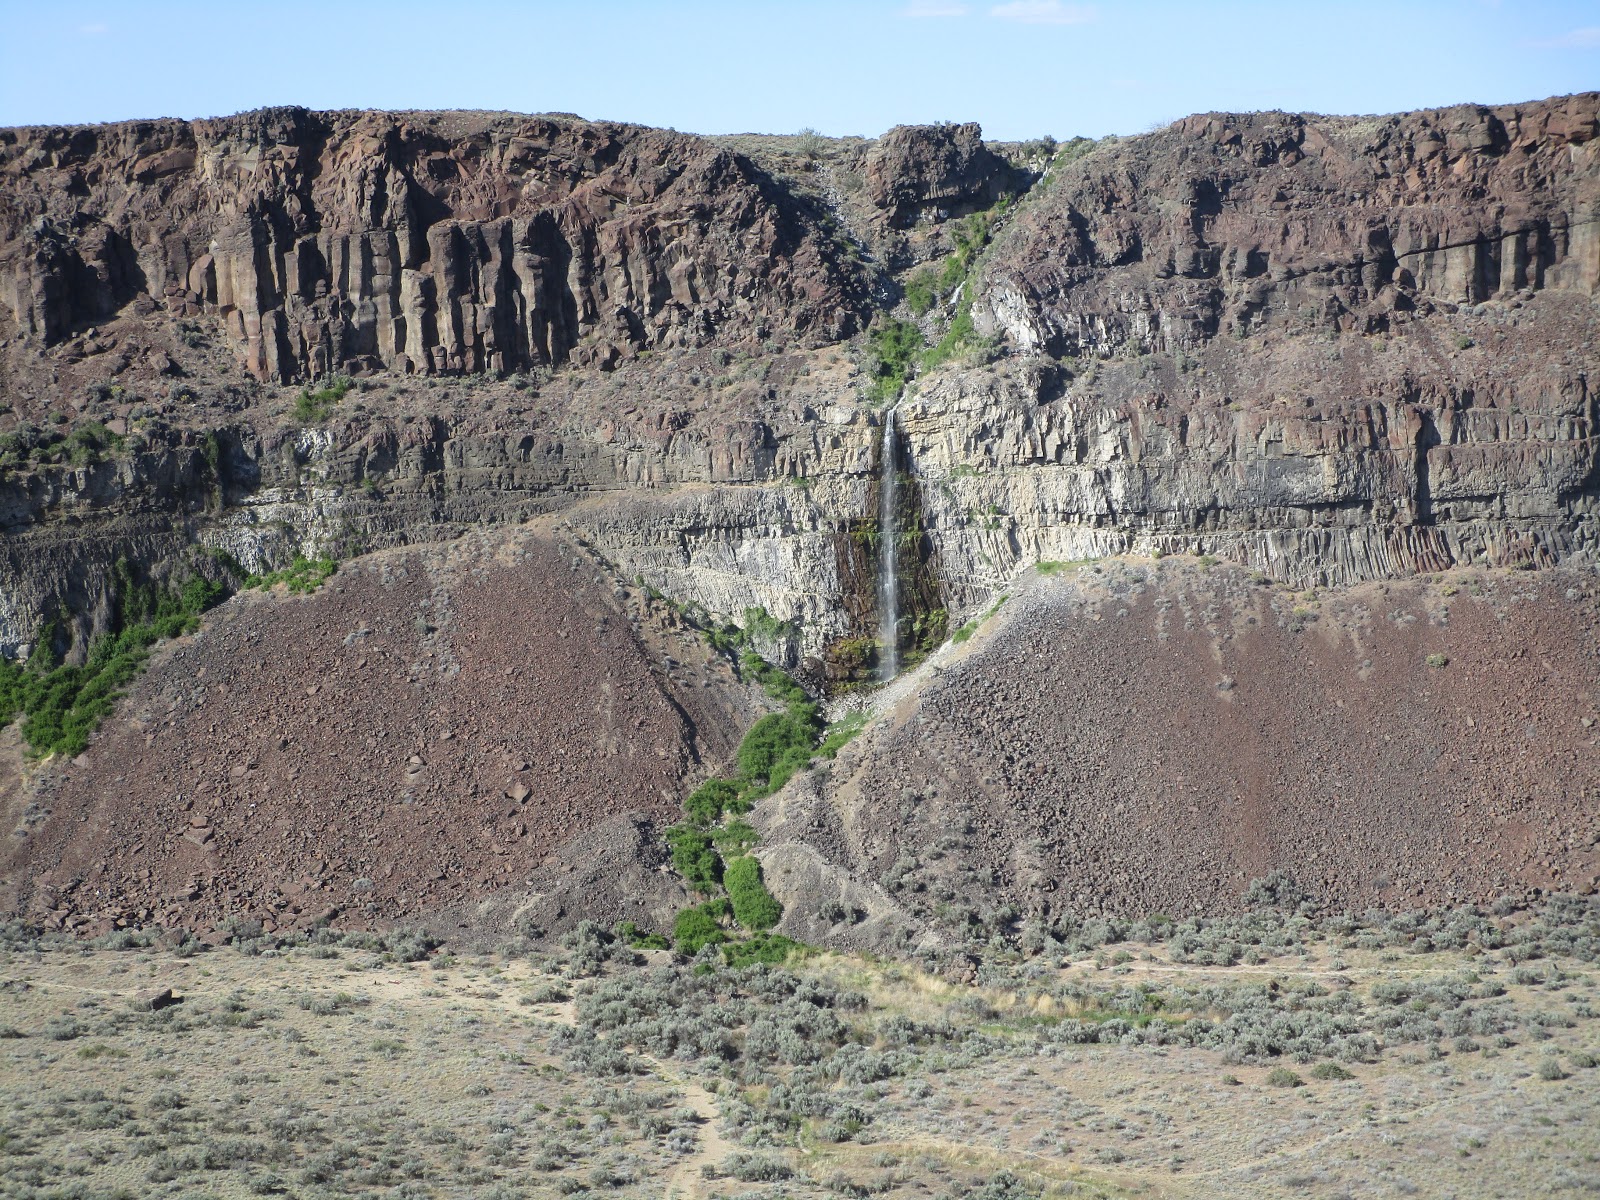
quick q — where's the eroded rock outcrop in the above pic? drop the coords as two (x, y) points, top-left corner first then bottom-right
(0, 96), (1596, 659)
(974, 96), (1600, 354)
(0, 108), (870, 381)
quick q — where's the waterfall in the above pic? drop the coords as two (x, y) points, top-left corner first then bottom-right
(877, 405), (899, 682)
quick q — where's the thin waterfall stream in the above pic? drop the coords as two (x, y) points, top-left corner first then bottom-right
(877, 405), (899, 682)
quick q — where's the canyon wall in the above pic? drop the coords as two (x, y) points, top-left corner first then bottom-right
(0, 108), (867, 382)
(0, 97), (1596, 661)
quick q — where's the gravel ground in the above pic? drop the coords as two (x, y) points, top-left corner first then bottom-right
(761, 558), (1600, 948)
(1, 527), (760, 943)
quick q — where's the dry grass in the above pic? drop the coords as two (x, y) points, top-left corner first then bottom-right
(2, 931), (1597, 1199)
(0, 946), (699, 1198)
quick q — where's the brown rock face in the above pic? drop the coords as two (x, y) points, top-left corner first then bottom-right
(0, 108), (869, 381)
(759, 561), (1600, 949)
(864, 122), (1023, 229)
(976, 95), (1600, 354)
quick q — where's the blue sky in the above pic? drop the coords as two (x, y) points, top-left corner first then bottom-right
(1, 1), (1596, 139)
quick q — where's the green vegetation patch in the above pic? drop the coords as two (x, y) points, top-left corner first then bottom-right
(293, 375), (352, 423)
(0, 420), (127, 473)
(685, 777), (745, 825)
(866, 319), (924, 405)
(1036, 558), (1096, 576)
(660, 596), (875, 961)
(0, 573), (225, 758)
(673, 899), (731, 956)
(918, 204), (1008, 370)
(665, 825), (721, 894)
(615, 921), (671, 951)
(246, 555), (338, 594)
(721, 932), (807, 968)
(737, 705), (823, 799)
(724, 856), (782, 932)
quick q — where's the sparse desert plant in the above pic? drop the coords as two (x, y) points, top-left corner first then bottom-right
(722, 1151), (794, 1182)
(42, 1016), (85, 1041)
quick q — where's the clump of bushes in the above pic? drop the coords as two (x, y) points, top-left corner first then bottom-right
(0, 420), (127, 473)
(673, 900), (731, 955)
(685, 778), (744, 825)
(659, 631), (857, 959)
(616, 921), (671, 950)
(292, 375), (352, 423)
(246, 555), (337, 594)
(866, 319), (923, 404)
(666, 826), (721, 893)
(725, 857), (782, 931)
(0, 567), (226, 757)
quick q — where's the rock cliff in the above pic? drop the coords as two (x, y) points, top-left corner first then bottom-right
(0, 108), (869, 382)
(2, 97), (1595, 663)
(2, 97), (1599, 936)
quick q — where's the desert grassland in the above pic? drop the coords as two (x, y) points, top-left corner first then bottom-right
(0, 922), (1597, 1200)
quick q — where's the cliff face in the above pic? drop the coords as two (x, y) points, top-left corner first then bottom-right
(4, 97), (1600, 939)
(0, 97), (1596, 660)
(0, 108), (868, 382)
(974, 96), (1600, 354)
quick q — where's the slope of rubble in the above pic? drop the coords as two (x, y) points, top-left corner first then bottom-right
(1, 525), (766, 941)
(759, 558), (1600, 955)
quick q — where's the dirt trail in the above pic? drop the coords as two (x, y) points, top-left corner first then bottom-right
(658, 1062), (737, 1200)
(533, 991), (731, 1198)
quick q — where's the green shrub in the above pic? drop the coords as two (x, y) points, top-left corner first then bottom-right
(722, 932), (806, 968)
(246, 555), (337, 594)
(917, 207), (1006, 370)
(725, 856), (782, 932)
(673, 900), (730, 955)
(1425, 653), (1449, 669)
(615, 921), (671, 950)
(736, 707), (820, 797)
(1265, 1067), (1304, 1088)
(722, 1151), (794, 1182)
(922, 305), (987, 371)
(1309, 1062), (1354, 1081)
(739, 650), (808, 706)
(666, 826), (721, 893)
(0, 572), (224, 758)
(64, 420), (125, 466)
(903, 267), (939, 316)
(686, 778), (744, 826)
(741, 606), (796, 642)
(293, 376), (352, 423)
(867, 319), (924, 404)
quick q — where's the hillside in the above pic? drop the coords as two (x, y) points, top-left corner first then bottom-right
(0, 94), (1597, 947)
